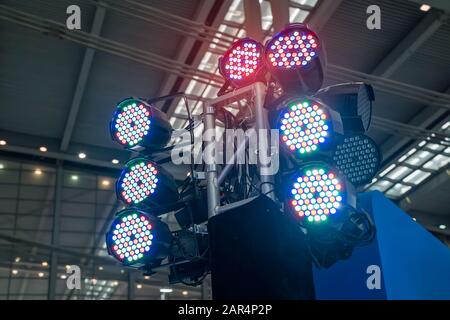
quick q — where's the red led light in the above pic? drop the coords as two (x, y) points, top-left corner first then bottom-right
(220, 38), (264, 86)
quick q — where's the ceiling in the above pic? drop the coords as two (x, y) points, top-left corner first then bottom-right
(0, 0), (449, 299)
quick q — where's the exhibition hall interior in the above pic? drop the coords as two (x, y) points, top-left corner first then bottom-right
(0, 0), (449, 300)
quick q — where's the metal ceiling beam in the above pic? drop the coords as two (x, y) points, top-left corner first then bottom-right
(162, 0), (232, 117)
(156, 0), (214, 101)
(269, 0), (290, 32)
(371, 9), (448, 159)
(408, 0), (450, 13)
(306, 0), (344, 32)
(60, 6), (106, 152)
(372, 9), (448, 78)
(243, 0), (264, 41)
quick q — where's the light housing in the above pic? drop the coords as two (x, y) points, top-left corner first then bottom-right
(219, 38), (265, 88)
(331, 134), (381, 187)
(265, 23), (325, 94)
(315, 82), (375, 133)
(106, 208), (172, 267)
(285, 162), (356, 225)
(110, 98), (173, 151)
(275, 97), (343, 157)
(116, 158), (179, 208)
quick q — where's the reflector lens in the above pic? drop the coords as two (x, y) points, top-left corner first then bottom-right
(333, 135), (380, 186)
(118, 160), (159, 205)
(279, 99), (330, 154)
(221, 39), (263, 84)
(112, 99), (151, 147)
(266, 29), (319, 69)
(109, 211), (153, 263)
(289, 167), (344, 223)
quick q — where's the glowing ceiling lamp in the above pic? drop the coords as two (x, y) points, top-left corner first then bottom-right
(265, 24), (325, 94)
(116, 158), (179, 208)
(106, 208), (172, 267)
(110, 98), (172, 151)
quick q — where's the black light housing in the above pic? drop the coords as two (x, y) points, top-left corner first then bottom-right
(116, 158), (179, 209)
(315, 82), (375, 133)
(110, 98), (173, 151)
(218, 37), (265, 89)
(265, 23), (326, 95)
(331, 133), (381, 187)
(105, 208), (172, 267)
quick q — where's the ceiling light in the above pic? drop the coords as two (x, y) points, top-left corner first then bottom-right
(98, 266), (104, 271)
(0, 140), (6, 146)
(160, 288), (173, 293)
(438, 224), (447, 230)
(182, 291), (188, 296)
(412, 217), (417, 221)
(0, 164), (4, 169)
(136, 284), (143, 289)
(144, 275), (150, 280)
(420, 4), (431, 12)
(71, 175), (79, 181)
(41, 261), (48, 267)
(34, 169), (42, 175)
(65, 265), (71, 270)
(112, 159), (120, 164)
(101, 180), (110, 187)
(113, 281), (119, 286)
(12, 270), (18, 275)
(61, 275), (67, 280)
(14, 257), (20, 263)
(38, 272), (44, 278)
(39, 146), (48, 152)
(78, 152), (86, 159)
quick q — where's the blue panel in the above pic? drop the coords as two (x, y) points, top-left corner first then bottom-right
(313, 191), (450, 299)
(371, 191), (450, 299)
(313, 192), (386, 299)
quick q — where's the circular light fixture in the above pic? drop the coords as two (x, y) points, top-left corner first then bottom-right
(116, 158), (179, 208)
(265, 24), (325, 94)
(110, 98), (172, 151)
(278, 98), (341, 156)
(112, 159), (120, 165)
(286, 163), (356, 224)
(106, 209), (172, 267)
(219, 38), (265, 88)
(332, 134), (381, 186)
(0, 140), (6, 146)
(266, 28), (319, 69)
(39, 146), (48, 152)
(78, 152), (86, 159)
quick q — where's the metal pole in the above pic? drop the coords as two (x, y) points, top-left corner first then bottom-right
(48, 162), (63, 300)
(128, 271), (136, 300)
(204, 103), (220, 218)
(254, 82), (275, 199)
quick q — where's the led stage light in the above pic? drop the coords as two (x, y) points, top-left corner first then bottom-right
(315, 82), (375, 133)
(219, 38), (265, 88)
(110, 98), (172, 151)
(277, 98), (343, 156)
(265, 24), (325, 94)
(332, 134), (381, 186)
(106, 208), (172, 266)
(116, 158), (179, 208)
(286, 163), (356, 224)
